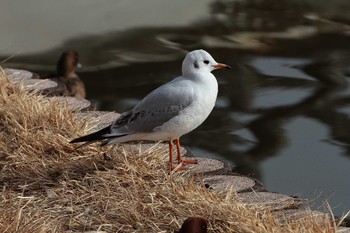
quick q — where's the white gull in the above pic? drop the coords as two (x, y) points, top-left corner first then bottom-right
(70, 49), (231, 171)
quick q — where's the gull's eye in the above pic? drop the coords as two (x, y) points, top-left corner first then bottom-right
(203, 60), (209, 65)
(193, 61), (199, 69)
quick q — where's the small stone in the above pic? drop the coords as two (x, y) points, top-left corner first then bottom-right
(41, 79), (69, 96)
(203, 175), (255, 192)
(74, 111), (110, 120)
(46, 189), (58, 199)
(186, 157), (226, 174)
(84, 207), (93, 215)
(75, 111), (120, 130)
(238, 192), (300, 210)
(47, 96), (91, 112)
(125, 142), (188, 157)
(83, 231), (107, 233)
(18, 78), (58, 93)
(338, 227), (350, 233)
(274, 208), (329, 225)
(95, 111), (120, 128)
(3, 68), (37, 80)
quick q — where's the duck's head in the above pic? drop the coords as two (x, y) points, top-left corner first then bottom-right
(56, 50), (80, 77)
(179, 217), (208, 233)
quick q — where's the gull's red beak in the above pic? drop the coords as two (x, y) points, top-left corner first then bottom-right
(213, 63), (232, 70)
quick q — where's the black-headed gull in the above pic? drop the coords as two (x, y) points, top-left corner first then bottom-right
(70, 49), (231, 170)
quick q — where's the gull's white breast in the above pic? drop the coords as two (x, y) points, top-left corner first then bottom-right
(153, 72), (219, 140)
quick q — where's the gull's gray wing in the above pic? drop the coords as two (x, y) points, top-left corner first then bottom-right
(108, 77), (195, 136)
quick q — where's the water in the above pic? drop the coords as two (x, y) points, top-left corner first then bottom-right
(1, 0), (350, 217)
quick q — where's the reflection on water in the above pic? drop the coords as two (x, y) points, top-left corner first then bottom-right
(1, 0), (350, 216)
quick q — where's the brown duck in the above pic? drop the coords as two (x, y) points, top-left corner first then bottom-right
(55, 50), (86, 99)
(179, 217), (208, 233)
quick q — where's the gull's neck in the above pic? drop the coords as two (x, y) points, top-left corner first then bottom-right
(180, 71), (216, 89)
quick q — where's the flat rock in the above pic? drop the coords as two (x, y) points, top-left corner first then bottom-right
(274, 208), (329, 225)
(338, 227), (350, 233)
(238, 192), (300, 210)
(74, 111), (120, 130)
(47, 96), (91, 112)
(125, 142), (188, 157)
(17, 78), (58, 93)
(96, 112), (120, 128)
(3, 70), (59, 94)
(3, 68), (38, 80)
(186, 157), (226, 174)
(41, 79), (69, 96)
(204, 175), (255, 192)
(83, 231), (107, 233)
(84, 139), (226, 175)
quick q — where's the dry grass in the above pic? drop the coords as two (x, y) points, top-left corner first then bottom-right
(0, 69), (340, 232)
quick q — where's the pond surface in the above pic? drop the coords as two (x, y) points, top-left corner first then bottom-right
(1, 0), (350, 217)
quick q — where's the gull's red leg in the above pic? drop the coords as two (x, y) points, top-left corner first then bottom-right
(168, 140), (173, 171)
(175, 138), (197, 165)
(175, 138), (182, 163)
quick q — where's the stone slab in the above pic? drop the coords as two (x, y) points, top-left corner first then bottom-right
(121, 145), (227, 174)
(274, 208), (329, 225)
(3, 68), (37, 80)
(203, 175), (255, 192)
(126, 142), (188, 157)
(186, 157), (227, 174)
(76, 138), (227, 174)
(83, 231), (107, 233)
(47, 96), (91, 112)
(3, 69), (67, 96)
(238, 192), (300, 210)
(41, 79), (69, 97)
(96, 111), (120, 128)
(17, 78), (58, 93)
(75, 111), (120, 130)
(338, 227), (350, 233)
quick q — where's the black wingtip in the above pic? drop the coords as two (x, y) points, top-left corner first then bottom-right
(70, 137), (86, 143)
(70, 125), (111, 144)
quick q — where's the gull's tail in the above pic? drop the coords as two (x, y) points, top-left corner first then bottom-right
(70, 125), (128, 148)
(70, 120), (130, 148)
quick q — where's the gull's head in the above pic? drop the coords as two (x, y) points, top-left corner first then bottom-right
(182, 49), (231, 76)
